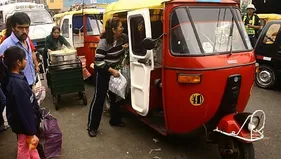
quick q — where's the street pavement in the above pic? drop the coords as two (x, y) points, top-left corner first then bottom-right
(0, 81), (280, 159)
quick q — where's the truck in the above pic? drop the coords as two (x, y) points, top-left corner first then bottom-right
(0, 2), (54, 53)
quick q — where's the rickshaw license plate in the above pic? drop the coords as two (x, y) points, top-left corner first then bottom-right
(190, 93), (204, 106)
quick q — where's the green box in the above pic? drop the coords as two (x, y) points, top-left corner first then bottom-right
(47, 66), (85, 96)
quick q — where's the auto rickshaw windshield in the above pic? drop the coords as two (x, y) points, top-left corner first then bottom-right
(170, 6), (252, 55)
(86, 15), (103, 35)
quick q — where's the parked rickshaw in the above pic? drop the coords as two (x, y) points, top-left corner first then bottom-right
(56, 8), (105, 76)
(257, 14), (281, 27)
(104, 0), (266, 158)
(53, 12), (65, 26)
(254, 20), (281, 89)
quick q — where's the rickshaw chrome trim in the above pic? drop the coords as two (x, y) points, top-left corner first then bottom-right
(213, 110), (266, 142)
(164, 61), (256, 71)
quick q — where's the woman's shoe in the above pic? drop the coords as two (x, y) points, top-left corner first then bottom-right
(87, 129), (98, 137)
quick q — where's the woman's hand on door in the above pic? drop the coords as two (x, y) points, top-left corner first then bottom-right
(122, 43), (129, 49)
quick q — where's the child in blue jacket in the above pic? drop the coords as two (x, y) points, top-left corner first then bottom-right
(2, 46), (41, 158)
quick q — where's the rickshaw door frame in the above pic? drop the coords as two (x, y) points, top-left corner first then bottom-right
(60, 14), (73, 47)
(256, 21), (281, 62)
(127, 8), (154, 116)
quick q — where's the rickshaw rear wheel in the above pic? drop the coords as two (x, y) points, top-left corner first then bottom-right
(219, 139), (254, 159)
(82, 92), (87, 105)
(53, 96), (59, 110)
(103, 93), (110, 116)
(255, 65), (277, 89)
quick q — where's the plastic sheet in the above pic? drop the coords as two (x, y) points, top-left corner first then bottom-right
(108, 72), (128, 99)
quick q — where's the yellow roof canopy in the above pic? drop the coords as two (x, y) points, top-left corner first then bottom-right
(104, 0), (168, 22)
(54, 8), (105, 19)
(257, 14), (281, 21)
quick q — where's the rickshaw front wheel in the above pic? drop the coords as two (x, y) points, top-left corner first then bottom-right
(103, 93), (110, 116)
(53, 96), (59, 110)
(255, 65), (277, 89)
(82, 92), (87, 105)
(219, 140), (254, 159)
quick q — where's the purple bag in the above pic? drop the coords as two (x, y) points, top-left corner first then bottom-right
(39, 110), (62, 159)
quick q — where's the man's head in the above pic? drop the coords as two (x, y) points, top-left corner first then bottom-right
(246, 4), (256, 15)
(11, 12), (31, 41)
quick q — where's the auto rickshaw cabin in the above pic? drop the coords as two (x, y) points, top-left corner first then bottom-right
(56, 8), (105, 75)
(258, 14), (281, 26)
(103, 0), (265, 158)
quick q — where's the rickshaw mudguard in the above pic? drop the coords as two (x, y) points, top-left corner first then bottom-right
(214, 110), (266, 143)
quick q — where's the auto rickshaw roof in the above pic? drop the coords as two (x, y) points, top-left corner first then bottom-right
(53, 12), (65, 19)
(257, 14), (281, 20)
(54, 8), (105, 19)
(104, 0), (238, 22)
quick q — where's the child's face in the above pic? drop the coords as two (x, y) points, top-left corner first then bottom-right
(17, 58), (27, 70)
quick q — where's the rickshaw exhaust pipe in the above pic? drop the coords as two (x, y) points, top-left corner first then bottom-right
(154, 79), (162, 88)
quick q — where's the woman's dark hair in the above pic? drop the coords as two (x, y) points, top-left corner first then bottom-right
(0, 46), (26, 89)
(51, 26), (60, 34)
(100, 17), (121, 44)
(5, 16), (12, 37)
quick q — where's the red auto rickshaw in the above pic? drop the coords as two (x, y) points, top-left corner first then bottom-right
(104, 0), (266, 158)
(56, 8), (105, 77)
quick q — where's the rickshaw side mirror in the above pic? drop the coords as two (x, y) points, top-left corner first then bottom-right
(142, 33), (166, 50)
(73, 28), (79, 34)
(142, 38), (156, 50)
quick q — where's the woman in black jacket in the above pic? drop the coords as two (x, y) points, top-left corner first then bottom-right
(87, 17), (129, 137)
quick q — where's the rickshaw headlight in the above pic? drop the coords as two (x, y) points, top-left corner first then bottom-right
(255, 63), (259, 73)
(177, 74), (201, 84)
(248, 116), (260, 131)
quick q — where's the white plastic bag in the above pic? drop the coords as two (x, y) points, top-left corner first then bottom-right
(33, 74), (46, 105)
(2, 107), (9, 128)
(108, 72), (127, 99)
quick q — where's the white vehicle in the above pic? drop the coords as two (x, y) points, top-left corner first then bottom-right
(0, 2), (54, 52)
(0, 0), (9, 6)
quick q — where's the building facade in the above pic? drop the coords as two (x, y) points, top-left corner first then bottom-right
(46, 0), (63, 9)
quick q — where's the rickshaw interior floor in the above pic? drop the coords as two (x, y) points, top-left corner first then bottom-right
(121, 103), (166, 134)
(139, 111), (167, 135)
(149, 68), (163, 110)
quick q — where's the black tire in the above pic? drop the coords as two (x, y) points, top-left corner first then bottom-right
(103, 93), (110, 117)
(82, 92), (87, 105)
(255, 65), (277, 89)
(104, 93), (110, 111)
(219, 140), (255, 159)
(78, 92), (83, 99)
(53, 96), (59, 110)
(57, 95), (61, 103)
